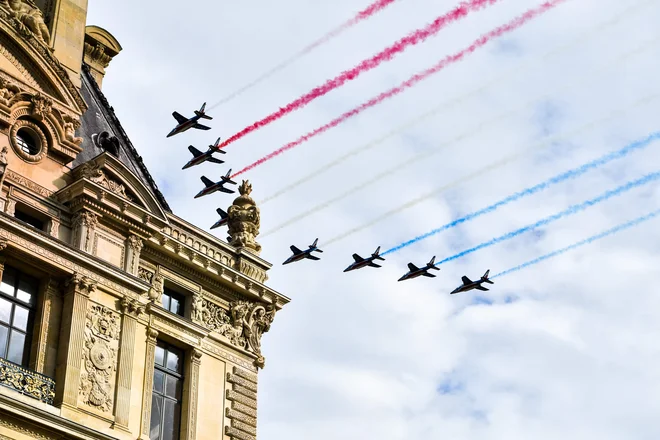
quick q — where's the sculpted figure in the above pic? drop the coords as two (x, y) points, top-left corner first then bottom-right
(4, 0), (51, 44)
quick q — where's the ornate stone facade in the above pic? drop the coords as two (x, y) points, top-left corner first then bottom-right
(227, 180), (262, 254)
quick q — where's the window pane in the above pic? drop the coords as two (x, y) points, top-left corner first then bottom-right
(165, 375), (182, 399)
(166, 349), (181, 373)
(0, 325), (8, 358)
(0, 298), (11, 324)
(161, 293), (170, 310)
(155, 345), (165, 367)
(16, 277), (36, 304)
(162, 399), (181, 440)
(0, 268), (15, 296)
(169, 295), (182, 316)
(7, 330), (26, 365)
(12, 305), (29, 331)
(153, 369), (165, 394)
(150, 395), (163, 440)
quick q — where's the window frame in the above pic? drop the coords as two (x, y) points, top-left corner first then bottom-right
(161, 286), (185, 318)
(0, 265), (38, 367)
(150, 340), (185, 440)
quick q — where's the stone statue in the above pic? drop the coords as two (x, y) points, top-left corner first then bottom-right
(227, 180), (261, 254)
(191, 294), (204, 322)
(2, 0), (51, 45)
(0, 146), (7, 186)
(147, 275), (164, 303)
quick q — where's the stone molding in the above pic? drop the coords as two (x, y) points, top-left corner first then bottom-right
(225, 366), (258, 440)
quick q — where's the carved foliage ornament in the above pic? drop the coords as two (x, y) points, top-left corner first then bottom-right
(79, 161), (132, 201)
(227, 180), (261, 254)
(30, 93), (52, 120)
(80, 304), (120, 412)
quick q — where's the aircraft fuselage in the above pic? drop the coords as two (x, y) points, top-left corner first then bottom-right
(167, 116), (201, 138)
(183, 153), (211, 169)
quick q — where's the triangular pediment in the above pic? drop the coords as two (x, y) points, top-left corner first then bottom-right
(70, 152), (168, 222)
(0, 13), (86, 114)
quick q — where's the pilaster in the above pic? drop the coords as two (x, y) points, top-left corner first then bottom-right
(124, 234), (143, 276)
(72, 210), (98, 253)
(55, 273), (96, 409)
(139, 327), (158, 440)
(183, 349), (202, 440)
(112, 297), (143, 432)
(30, 277), (60, 376)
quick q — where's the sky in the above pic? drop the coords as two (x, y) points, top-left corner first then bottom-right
(87, 1), (660, 438)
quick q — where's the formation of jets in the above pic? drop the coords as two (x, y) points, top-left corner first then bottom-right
(167, 103), (236, 229)
(167, 103), (493, 296)
(282, 239), (493, 294)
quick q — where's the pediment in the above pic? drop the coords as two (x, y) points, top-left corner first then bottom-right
(69, 152), (168, 222)
(0, 12), (86, 114)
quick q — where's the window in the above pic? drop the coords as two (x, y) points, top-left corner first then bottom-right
(161, 287), (184, 317)
(14, 208), (45, 231)
(15, 128), (39, 156)
(0, 266), (37, 367)
(150, 341), (183, 440)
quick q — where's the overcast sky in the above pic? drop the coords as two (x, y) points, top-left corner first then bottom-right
(87, 0), (660, 438)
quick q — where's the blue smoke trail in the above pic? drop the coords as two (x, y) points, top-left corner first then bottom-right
(492, 208), (660, 279)
(435, 171), (660, 266)
(382, 131), (660, 256)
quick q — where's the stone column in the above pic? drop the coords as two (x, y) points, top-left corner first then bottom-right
(124, 234), (143, 276)
(72, 211), (98, 253)
(183, 349), (202, 440)
(55, 273), (96, 409)
(113, 297), (143, 432)
(140, 328), (159, 440)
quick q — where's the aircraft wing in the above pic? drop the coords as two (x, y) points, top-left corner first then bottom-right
(172, 112), (188, 124)
(188, 145), (204, 157)
(307, 255), (321, 261)
(290, 245), (303, 255)
(368, 262), (381, 268)
(475, 285), (489, 291)
(421, 272), (436, 278)
(193, 123), (212, 130)
(352, 253), (363, 262)
(200, 176), (215, 187)
(461, 276), (472, 285)
(407, 263), (419, 272)
(207, 157), (225, 164)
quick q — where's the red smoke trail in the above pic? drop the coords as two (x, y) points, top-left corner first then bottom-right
(232, 0), (565, 177)
(220, 0), (500, 148)
(301, 0), (399, 55)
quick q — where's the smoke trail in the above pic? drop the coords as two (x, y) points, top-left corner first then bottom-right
(259, 0), (656, 205)
(209, 0), (398, 109)
(323, 93), (660, 246)
(229, 0), (564, 170)
(383, 133), (660, 255)
(434, 171), (660, 266)
(492, 208), (660, 279)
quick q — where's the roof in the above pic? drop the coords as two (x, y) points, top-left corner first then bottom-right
(73, 64), (171, 212)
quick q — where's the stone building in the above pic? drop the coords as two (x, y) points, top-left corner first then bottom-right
(0, 1), (289, 439)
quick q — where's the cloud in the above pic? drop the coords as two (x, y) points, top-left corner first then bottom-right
(88, 0), (660, 438)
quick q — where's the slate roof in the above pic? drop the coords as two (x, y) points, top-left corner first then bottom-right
(73, 64), (171, 212)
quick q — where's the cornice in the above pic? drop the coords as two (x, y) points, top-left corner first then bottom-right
(0, 212), (148, 298)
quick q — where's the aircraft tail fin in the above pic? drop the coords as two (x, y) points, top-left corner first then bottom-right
(221, 169), (236, 185)
(310, 238), (323, 252)
(372, 246), (385, 260)
(428, 256), (440, 270)
(210, 137), (226, 153)
(195, 103), (212, 120)
(482, 269), (494, 284)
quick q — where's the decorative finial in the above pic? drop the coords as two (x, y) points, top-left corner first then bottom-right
(227, 180), (261, 254)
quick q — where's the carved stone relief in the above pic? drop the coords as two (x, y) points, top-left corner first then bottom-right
(147, 274), (164, 303)
(29, 92), (51, 119)
(79, 303), (120, 413)
(138, 266), (154, 284)
(0, 0), (52, 45)
(78, 161), (132, 201)
(0, 78), (19, 106)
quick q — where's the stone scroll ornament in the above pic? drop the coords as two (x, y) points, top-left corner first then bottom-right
(79, 304), (120, 413)
(216, 300), (276, 368)
(227, 180), (261, 254)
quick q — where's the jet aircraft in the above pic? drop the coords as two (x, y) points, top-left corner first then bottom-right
(283, 238), (323, 265)
(194, 169), (236, 199)
(167, 102), (212, 138)
(210, 208), (229, 229)
(397, 256), (439, 281)
(343, 246), (385, 272)
(182, 137), (226, 169)
(450, 270), (494, 294)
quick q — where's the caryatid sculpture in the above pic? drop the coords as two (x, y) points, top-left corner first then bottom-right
(227, 180), (261, 254)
